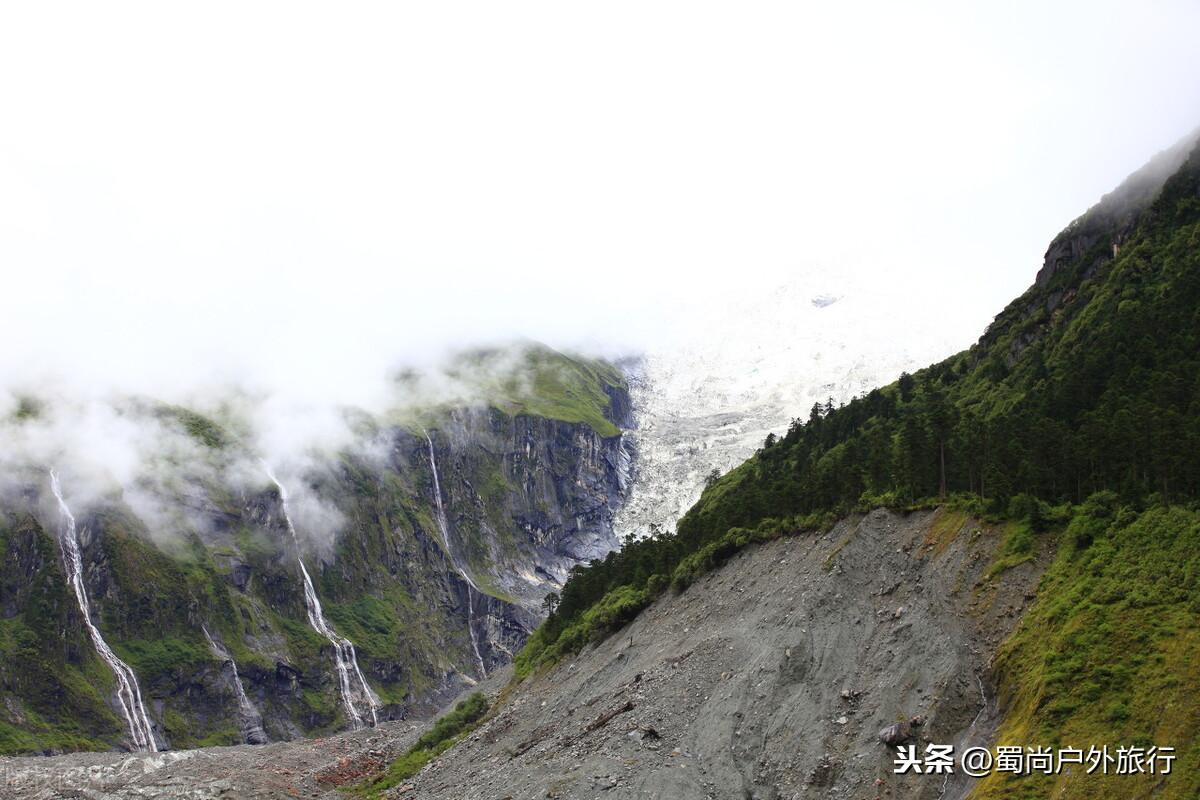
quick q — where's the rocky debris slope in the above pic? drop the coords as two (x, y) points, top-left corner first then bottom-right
(397, 508), (1047, 800)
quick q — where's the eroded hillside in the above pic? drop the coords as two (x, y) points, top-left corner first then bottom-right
(395, 508), (1048, 800)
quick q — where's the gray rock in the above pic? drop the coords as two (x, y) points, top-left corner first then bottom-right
(878, 721), (912, 746)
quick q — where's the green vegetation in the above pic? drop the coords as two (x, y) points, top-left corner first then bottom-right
(323, 587), (445, 706)
(974, 500), (1200, 799)
(516, 138), (1200, 695)
(314, 458), (493, 704)
(0, 337), (631, 753)
(0, 632), (117, 754)
(923, 507), (970, 555)
(358, 692), (489, 797)
(0, 516), (127, 753)
(275, 612), (327, 665)
(116, 636), (208, 677)
(231, 525), (280, 561)
(496, 346), (626, 437)
(155, 404), (232, 449)
(515, 510), (834, 677)
(982, 495), (1071, 578)
(8, 394), (42, 422)
(442, 344), (627, 437)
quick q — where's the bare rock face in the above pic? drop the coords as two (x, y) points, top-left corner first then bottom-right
(0, 381), (633, 754)
(1034, 127), (1200, 291)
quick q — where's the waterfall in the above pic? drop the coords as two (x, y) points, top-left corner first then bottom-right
(48, 470), (158, 753)
(201, 626), (268, 744)
(263, 465), (378, 729)
(423, 430), (488, 679)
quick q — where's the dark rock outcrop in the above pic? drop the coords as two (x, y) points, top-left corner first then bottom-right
(0, 375), (633, 753)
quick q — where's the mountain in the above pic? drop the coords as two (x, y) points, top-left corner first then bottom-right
(3, 133), (1199, 800)
(0, 344), (631, 754)
(615, 276), (960, 542)
(499, 130), (1200, 798)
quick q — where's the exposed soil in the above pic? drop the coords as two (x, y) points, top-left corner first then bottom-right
(393, 508), (1049, 800)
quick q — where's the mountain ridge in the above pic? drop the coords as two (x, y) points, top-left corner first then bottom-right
(0, 344), (631, 754)
(500, 129), (1200, 798)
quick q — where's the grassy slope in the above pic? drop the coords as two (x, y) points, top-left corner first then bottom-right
(437, 343), (627, 437)
(357, 692), (489, 798)
(975, 499), (1200, 799)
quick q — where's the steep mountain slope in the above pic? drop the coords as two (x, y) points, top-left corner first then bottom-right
(0, 345), (631, 754)
(2, 130), (1198, 799)
(502, 130), (1200, 798)
(521, 128), (1200, 673)
(397, 508), (1049, 800)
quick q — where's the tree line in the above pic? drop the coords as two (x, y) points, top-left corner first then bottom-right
(517, 142), (1200, 673)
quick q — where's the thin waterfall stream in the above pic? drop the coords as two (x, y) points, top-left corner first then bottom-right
(423, 430), (488, 679)
(48, 469), (158, 752)
(202, 625), (267, 744)
(263, 465), (378, 729)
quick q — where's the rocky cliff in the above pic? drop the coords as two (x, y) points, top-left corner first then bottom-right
(0, 346), (632, 754)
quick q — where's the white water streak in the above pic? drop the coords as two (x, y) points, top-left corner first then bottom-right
(938, 673), (991, 800)
(201, 625), (264, 739)
(424, 430), (488, 679)
(263, 465), (378, 729)
(48, 470), (158, 752)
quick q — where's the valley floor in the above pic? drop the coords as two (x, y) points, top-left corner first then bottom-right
(0, 718), (425, 799)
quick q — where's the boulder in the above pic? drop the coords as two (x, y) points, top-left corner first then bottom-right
(878, 721), (912, 746)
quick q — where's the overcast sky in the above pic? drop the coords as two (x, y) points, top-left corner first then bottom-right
(2, 1), (1200, 409)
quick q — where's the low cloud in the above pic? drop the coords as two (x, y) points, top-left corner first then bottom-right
(1, 342), (587, 559)
(3, 3), (1199, 555)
